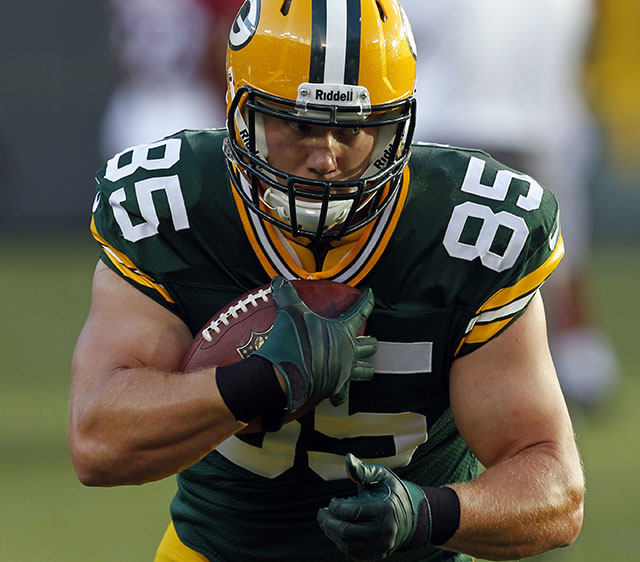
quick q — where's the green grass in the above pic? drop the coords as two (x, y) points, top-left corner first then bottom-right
(554, 245), (640, 562)
(1, 236), (638, 561)
(0, 236), (176, 561)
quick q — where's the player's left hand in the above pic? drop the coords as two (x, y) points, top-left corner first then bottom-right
(317, 454), (429, 560)
(254, 277), (377, 412)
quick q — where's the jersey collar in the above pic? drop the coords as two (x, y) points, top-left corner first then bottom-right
(231, 167), (410, 286)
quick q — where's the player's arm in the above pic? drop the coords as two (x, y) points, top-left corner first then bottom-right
(318, 292), (583, 560)
(68, 261), (248, 487)
(69, 265), (376, 487)
(443, 290), (584, 559)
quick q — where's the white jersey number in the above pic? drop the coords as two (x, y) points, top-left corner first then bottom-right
(215, 398), (428, 481)
(103, 139), (189, 242)
(443, 156), (543, 272)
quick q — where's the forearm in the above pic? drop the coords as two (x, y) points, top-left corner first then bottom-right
(440, 294), (585, 559)
(442, 443), (584, 560)
(69, 365), (246, 486)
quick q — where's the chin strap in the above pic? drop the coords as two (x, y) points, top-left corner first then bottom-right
(262, 187), (353, 233)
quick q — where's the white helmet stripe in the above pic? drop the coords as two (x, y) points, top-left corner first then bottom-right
(325, 0), (349, 83)
(310, 0), (361, 85)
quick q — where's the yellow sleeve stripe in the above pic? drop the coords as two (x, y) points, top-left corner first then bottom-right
(473, 290), (537, 327)
(459, 317), (511, 348)
(478, 231), (564, 313)
(454, 229), (563, 357)
(454, 296), (533, 355)
(459, 290), (537, 351)
(90, 217), (175, 304)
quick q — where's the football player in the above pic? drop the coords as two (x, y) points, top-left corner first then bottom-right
(69, 1), (584, 561)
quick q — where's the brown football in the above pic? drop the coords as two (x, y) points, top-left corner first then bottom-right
(180, 279), (363, 432)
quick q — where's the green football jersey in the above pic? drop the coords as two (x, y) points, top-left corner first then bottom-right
(91, 129), (563, 562)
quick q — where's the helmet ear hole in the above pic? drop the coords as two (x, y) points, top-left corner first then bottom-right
(281, 0), (292, 16)
(376, 1), (387, 22)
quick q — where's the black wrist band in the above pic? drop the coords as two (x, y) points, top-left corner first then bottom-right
(216, 355), (286, 430)
(408, 485), (460, 549)
(421, 486), (461, 546)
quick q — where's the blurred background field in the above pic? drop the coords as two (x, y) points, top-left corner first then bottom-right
(0, 236), (177, 561)
(1, 0), (639, 560)
(0, 238), (638, 561)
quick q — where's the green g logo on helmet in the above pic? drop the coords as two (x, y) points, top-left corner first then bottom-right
(229, 0), (261, 50)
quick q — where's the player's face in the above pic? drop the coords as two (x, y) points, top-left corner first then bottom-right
(262, 115), (378, 184)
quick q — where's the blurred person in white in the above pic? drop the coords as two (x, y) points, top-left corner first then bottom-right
(402, 0), (618, 410)
(100, 0), (227, 158)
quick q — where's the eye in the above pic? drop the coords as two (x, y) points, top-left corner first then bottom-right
(288, 121), (312, 134)
(336, 127), (363, 143)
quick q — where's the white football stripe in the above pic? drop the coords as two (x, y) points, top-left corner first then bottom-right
(369, 341), (433, 374)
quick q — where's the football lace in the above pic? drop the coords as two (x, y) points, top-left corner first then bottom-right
(202, 287), (272, 341)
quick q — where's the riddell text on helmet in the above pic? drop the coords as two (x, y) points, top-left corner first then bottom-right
(314, 89), (354, 102)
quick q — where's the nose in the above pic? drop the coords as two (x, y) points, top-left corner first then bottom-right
(305, 133), (338, 177)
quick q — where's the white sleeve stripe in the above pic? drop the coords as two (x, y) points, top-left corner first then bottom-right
(465, 290), (537, 334)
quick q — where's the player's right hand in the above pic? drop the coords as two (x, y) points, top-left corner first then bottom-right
(254, 276), (377, 412)
(317, 454), (427, 560)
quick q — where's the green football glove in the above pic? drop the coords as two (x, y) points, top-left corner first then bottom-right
(254, 277), (378, 412)
(316, 454), (431, 561)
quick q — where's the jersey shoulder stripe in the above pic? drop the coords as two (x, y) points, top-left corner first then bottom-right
(91, 217), (175, 304)
(457, 231), (564, 354)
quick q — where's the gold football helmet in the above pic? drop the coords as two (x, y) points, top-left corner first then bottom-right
(224, 0), (417, 240)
